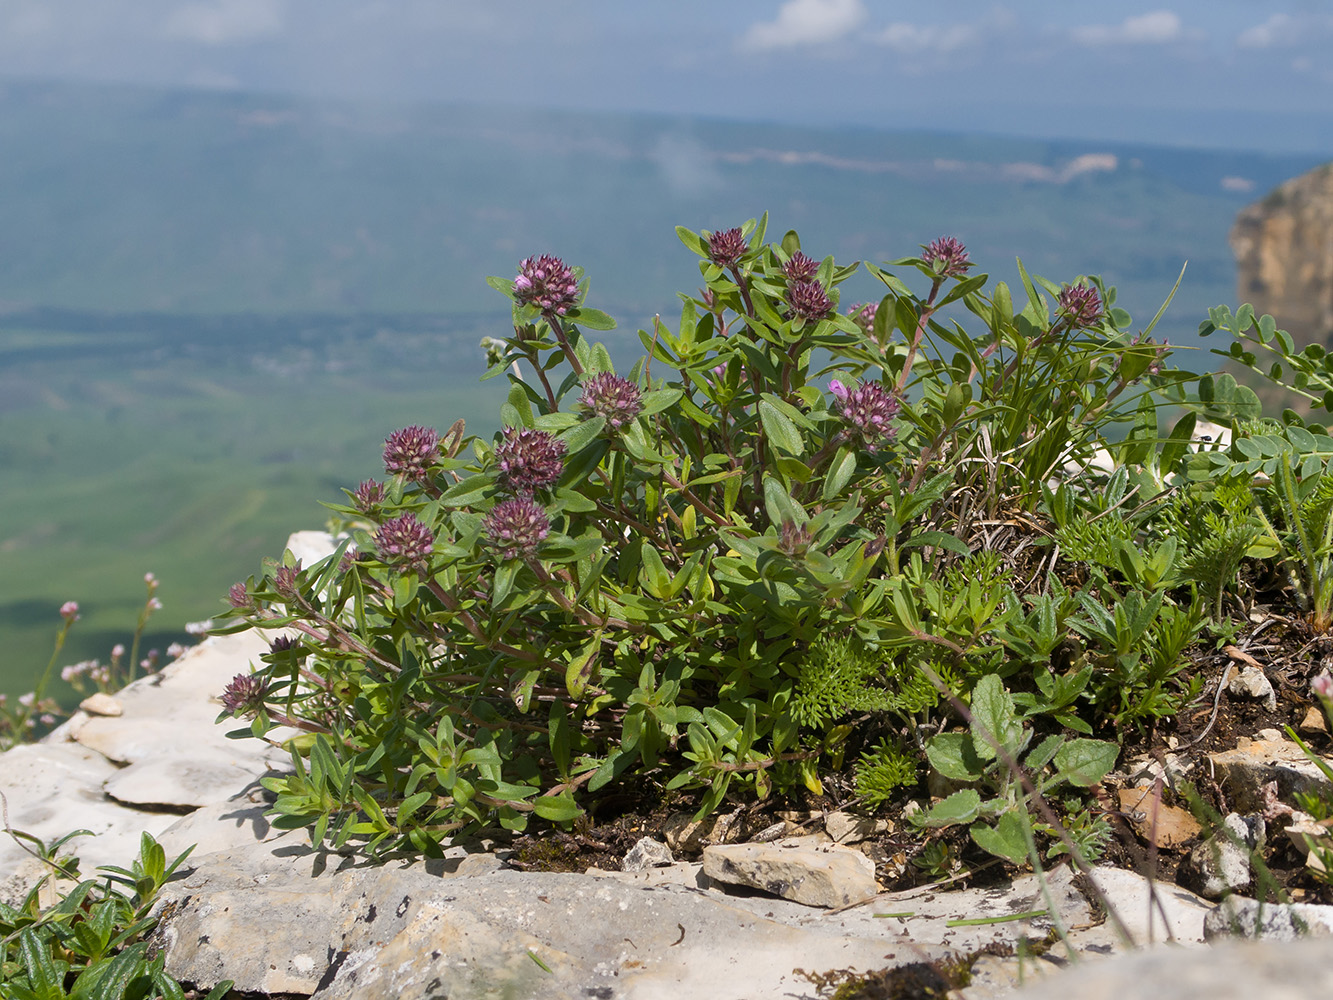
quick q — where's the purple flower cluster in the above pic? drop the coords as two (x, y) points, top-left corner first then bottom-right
(353, 478), (388, 512)
(494, 427), (566, 493)
(787, 280), (832, 322)
(375, 513), (435, 570)
(922, 236), (972, 278)
(273, 563), (301, 600)
(706, 227), (747, 268)
(847, 301), (878, 332)
(829, 379), (901, 452)
(221, 672), (270, 716)
(783, 252), (819, 282)
(513, 254), (580, 315)
(383, 425), (440, 482)
(579, 372), (643, 431)
(228, 582), (252, 610)
(1057, 284), (1103, 329)
(484, 497), (551, 561)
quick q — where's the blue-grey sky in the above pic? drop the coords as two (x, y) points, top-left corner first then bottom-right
(1, 1), (1329, 152)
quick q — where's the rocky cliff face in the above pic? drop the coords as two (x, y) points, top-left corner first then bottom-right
(1232, 162), (1333, 347)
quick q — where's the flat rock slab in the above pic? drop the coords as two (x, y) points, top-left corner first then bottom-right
(103, 753), (270, 810)
(69, 630), (283, 768)
(702, 836), (878, 908)
(1009, 936), (1333, 1000)
(151, 857), (949, 999)
(149, 842), (1208, 1000)
(1205, 895), (1333, 940)
(1207, 729), (1333, 812)
(0, 742), (179, 901)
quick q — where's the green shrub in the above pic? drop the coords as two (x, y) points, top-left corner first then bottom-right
(216, 217), (1220, 855)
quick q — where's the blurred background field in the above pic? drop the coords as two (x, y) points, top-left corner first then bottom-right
(0, 79), (1324, 699)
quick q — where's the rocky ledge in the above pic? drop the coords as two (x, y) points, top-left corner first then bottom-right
(3, 532), (1333, 999)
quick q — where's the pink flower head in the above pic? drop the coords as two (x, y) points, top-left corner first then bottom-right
(1313, 673), (1333, 701)
(227, 582), (252, 610)
(273, 563), (301, 599)
(787, 280), (832, 322)
(513, 255), (580, 315)
(579, 372), (643, 431)
(706, 227), (748, 268)
(921, 236), (972, 278)
(847, 302), (878, 333)
(221, 672), (270, 717)
(783, 252), (820, 282)
(353, 479), (388, 512)
(1057, 284), (1103, 329)
(494, 427), (566, 494)
(383, 425), (440, 482)
(59, 601), (79, 623)
(830, 379), (900, 452)
(484, 497), (551, 561)
(374, 514), (435, 570)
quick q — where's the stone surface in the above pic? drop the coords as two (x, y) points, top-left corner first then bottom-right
(702, 836), (878, 908)
(825, 810), (893, 844)
(1300, 705), (1329, 735)
(1232, 163), (1333, 348)
(1179, 812), (1265, 900)
(78, 692), (122, 717)
(0, 742), (179, 902)
(1227, 665), (1277, 712)
(1204, 895), (1333, 940)
(1010, 937), (1333, 1000)
(102, 752), (270, 810)
(1206, 729), (1333, 812)
(622, 836), (674, 871)
(1116, 787), (1202, 849)
(1282, 813), (1331, 873)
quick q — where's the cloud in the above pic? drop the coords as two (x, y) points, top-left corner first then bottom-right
(164, 0), (285, 45)
(1071, 10), (1183, 46)
(739, 0), (866, 51)
(874, 9), (1015, 55)
(1236, 13), (1333, 49)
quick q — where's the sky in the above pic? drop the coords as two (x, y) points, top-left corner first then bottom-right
(0, 0), (1330, 152)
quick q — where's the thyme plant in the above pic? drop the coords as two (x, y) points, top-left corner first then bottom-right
(217, 218), (1210, 855)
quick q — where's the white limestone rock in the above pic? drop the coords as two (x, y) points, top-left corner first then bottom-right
(103, 752), (269, 810)
(1207, 729), (1333, 812)
(1007, 937), (1333, 1000)
(622, 836), (674, 871)
(1228, 665), (1277, 712)
(701, 835), (878, 908)
(1179, 812), (1265, 900)
(1204, 895), (1333, 940)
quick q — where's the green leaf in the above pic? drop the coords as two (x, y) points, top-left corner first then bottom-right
(758, 398), (805, 456)
(970, 810), (1030, 864)
(565, 633), (601, 700)
(920, 789), (982, 828)
(925, 732), (986, 781)
(822, 447), (857, 500)
(560, 416), (607, 457)
(1053, 739), (1118, 786)
(639, 388), (684, 417)
(569, 307), (616, 331)
(533, 793), (584, 822)
(968, 674), (1025, 761)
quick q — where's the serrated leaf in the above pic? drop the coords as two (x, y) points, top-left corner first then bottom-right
(1053, 739), (1118, 786)
(969, 674), (1024, 761)
(925, 732), (986, 781)
(920, 789), (982, 828)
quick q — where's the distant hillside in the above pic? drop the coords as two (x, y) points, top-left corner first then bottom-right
(0, 80), (1322, 340)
